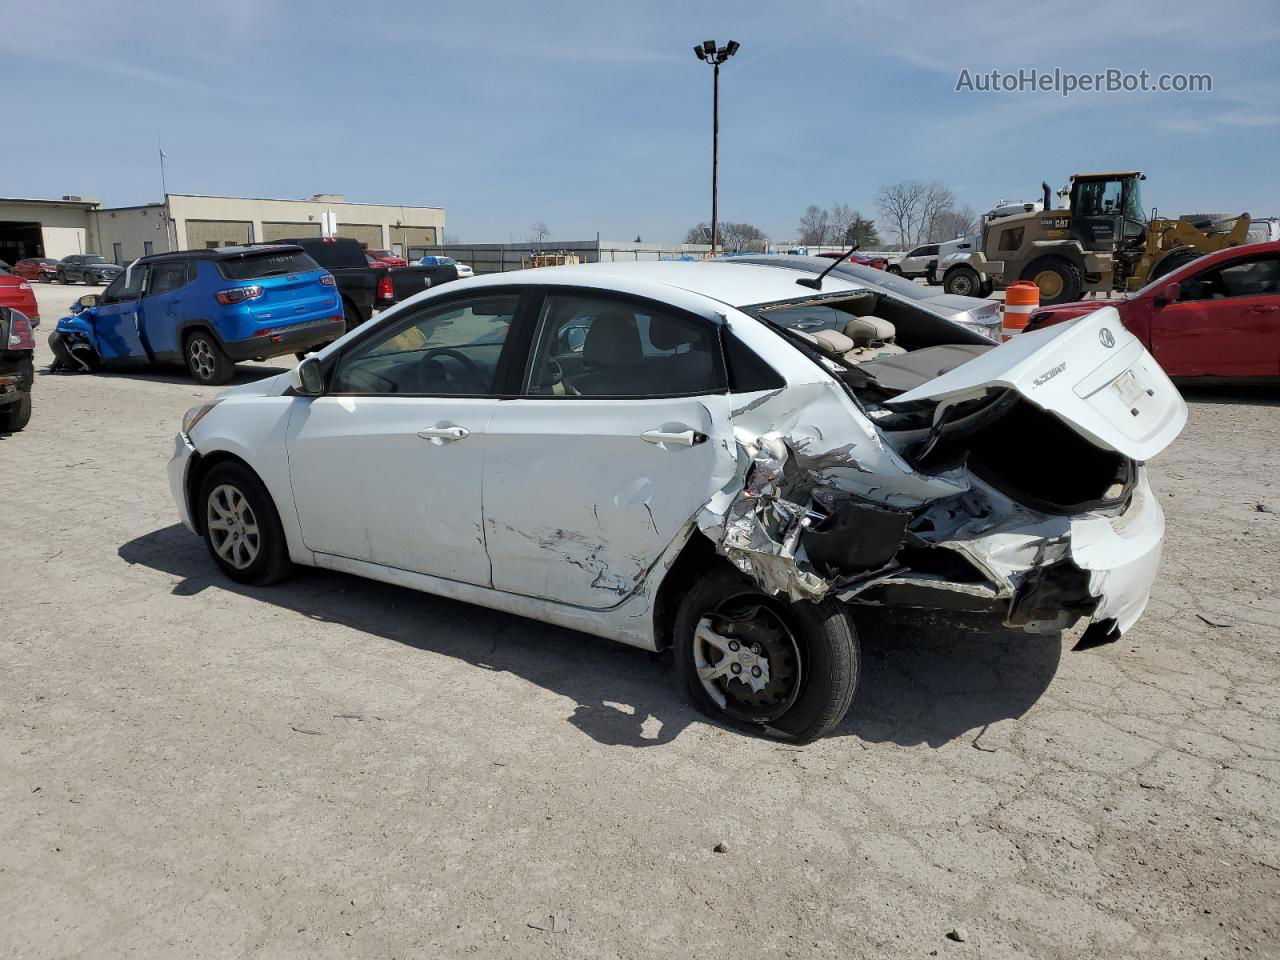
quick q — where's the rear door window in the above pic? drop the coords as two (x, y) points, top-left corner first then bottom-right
(522, 292), (725, 398)
(218, 250), (320, 281)
(147, 261), (192, 296)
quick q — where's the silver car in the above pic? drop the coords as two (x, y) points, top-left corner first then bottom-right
(728, 255), (1002, 340)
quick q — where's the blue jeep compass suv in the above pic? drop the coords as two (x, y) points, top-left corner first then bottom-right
(52, 245), (344, 384)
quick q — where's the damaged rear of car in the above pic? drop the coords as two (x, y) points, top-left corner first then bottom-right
(696, 288), (1185, 657)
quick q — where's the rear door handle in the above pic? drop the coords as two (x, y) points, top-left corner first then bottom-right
(417, 425), (470, 443)
(640, 428), (706, 447)
(1249, 304), (1279, 312)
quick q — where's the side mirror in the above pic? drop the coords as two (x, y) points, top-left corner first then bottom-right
(1154, 282), (1180, 307)
(77, 294), (101, 310)
(289, 356), (324, 395)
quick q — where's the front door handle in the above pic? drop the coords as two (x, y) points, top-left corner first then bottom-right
(640, 428), (706, 447)
(417, 425), (470, 443)
(1249, 304), (1279, 313)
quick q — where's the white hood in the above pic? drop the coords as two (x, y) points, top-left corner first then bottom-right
(890, 307), (1187, 462)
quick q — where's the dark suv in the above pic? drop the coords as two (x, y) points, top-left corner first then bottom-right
(57, 255), (123, 285)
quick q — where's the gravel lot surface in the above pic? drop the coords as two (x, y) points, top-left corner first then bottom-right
(3, 283), (1277, 959)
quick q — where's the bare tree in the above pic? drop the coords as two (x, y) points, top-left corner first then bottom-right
(876, 181), (927, 248)
(684, 223), (712, 244)
(797, 205), (831, 245)
(828, 204), (855, 247)
(530, 220), (551, 245)
(718, 222), (766, 252)
(930, 204), (979, 242)
(918, 182), (957, 245)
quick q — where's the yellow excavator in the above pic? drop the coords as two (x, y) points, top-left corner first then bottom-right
(962, 172), (1251, 304)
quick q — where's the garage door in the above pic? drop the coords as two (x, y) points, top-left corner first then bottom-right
(261, 221), (322, 241)
(185, 220), (252, 249)
(392, 226), (437, 249)
(337, 223), (383, 248)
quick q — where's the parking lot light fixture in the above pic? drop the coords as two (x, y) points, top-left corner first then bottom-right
(692, 39), (740, 257)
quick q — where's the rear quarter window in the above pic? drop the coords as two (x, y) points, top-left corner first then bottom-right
(218, 250), (321, 281)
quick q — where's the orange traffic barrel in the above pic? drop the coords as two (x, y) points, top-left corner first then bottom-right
(1002, 281), (1039, 340)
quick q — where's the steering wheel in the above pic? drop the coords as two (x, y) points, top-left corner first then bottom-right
(421, 347), (485, 388)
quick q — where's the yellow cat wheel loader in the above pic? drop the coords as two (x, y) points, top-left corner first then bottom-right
(966, 172), (1251, 305)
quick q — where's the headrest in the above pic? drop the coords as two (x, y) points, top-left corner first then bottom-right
(843, 314), (896, 345)
(582, 308), (642, 368)
(808, 328), (855, 355)
(648, 312), (700, 351)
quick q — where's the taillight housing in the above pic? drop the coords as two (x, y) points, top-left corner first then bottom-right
(377, 274), (394, 301)
(7, 311), (36, 349)
(215, 285), (264, 305)
(320, 274), (336, 287)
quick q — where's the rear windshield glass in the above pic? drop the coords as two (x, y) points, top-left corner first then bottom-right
(218, 250), (320, 280)
(833, 262), (933, 300)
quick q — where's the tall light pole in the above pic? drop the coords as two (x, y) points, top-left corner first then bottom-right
(693, 39), (739, 257)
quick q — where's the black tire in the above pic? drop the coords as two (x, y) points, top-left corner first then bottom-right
(0, 393), (32, 432)
(185, 330), (235, 385)
(944, 265), (982, 297)
(1021, 255), (1084, 305)
(342, 298), (363, 333)
(673, 566), (858, 744)
(925, 267), (939, 285)
(886, 264), (902, 276)
(1149, 248), (1201, 282)
(979, 278), (995, 297)
(198, 461), (293, 585)
(57, 272), (67, 284)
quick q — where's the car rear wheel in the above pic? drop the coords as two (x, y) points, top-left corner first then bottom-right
(673, 566), (858, 744)
(886, 264), (902, 275)
(199, 462), (293, 585)
(0, 393), (31, 432)
(185, 331), (235, 385)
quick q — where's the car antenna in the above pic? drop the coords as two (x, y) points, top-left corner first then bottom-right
(796, 243), (859, 289)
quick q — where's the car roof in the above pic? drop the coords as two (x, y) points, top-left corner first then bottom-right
(458, 258), (867, 309)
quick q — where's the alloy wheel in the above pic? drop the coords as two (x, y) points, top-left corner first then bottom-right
(206, 483), (260, 570)
(693, 598), (803, 724)
(189, 337), (217, 382)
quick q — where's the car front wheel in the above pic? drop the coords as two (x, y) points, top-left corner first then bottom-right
(198, 461), (293, 585)
(673, 567), (858, 744)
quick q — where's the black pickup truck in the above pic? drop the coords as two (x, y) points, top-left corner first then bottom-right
(272, 237), (458, 330)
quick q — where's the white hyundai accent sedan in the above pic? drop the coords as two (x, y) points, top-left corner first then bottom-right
(168, 259), (1186, 743)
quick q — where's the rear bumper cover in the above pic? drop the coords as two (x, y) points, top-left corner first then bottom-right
(850, 470), (1164, 637)
(222, 317), (345, 361)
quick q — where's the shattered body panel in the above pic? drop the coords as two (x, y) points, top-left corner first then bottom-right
(692, 303), (1181, 640)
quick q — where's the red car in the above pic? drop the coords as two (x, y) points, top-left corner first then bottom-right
(1026, 241), (1280, 380)
(817, 250), (888, 270)
(364, 248), (408, 267)
(12, 257), (60, 283)
(0, 269), (39, 325)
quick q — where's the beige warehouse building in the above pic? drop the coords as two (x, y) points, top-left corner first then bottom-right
(0, 193), (446, 265)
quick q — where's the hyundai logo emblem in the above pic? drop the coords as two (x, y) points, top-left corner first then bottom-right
(1099, 327), (1116, 348)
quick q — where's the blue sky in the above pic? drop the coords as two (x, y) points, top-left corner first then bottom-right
(5, 0), (1278, 243)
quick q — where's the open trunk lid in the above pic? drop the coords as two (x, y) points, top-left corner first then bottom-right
(888, 307), (1186, 461)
